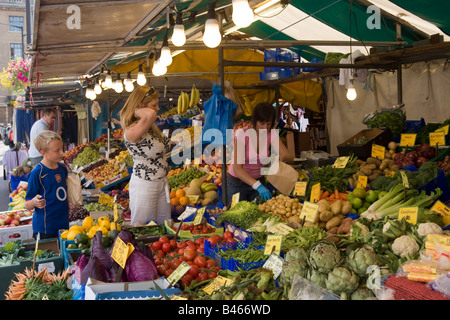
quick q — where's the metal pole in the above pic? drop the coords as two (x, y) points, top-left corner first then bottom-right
(218, 46), (228, 207)
(397, 64), (403, 105)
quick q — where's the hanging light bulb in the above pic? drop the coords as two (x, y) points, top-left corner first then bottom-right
(114, 74), (124, 93)
(160, 32), (173, 67)
(203, 4), (221, 48)
(94, 81), (102, 95)
(136, 64), (146, 86)
(85, 87), (96, 100)
(346, 80), (357, 101)
(232, 0), (254, 28)
(124, 72), (134, 92)
(104, 70), (113, 89)
(172, 12), (186, 47)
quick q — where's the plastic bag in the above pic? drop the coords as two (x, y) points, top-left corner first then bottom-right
(67, 173), (83, 206)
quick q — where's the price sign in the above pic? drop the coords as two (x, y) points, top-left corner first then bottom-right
(357, 175), (368, 188)
(167, 261), (191, 286)
(262, 253), (284, 280)
(400, 170), (409, 188)
(231, 193), (240, 208)
(435, 124), (449, 135)
(113, 203), (119, 223)
(193, 207), (206, 225)
(293, 181), (307, 196)
(264, 234), (283, 255)
(398, 207), (419, 225)
(203, 276), (234, 295)
(187, 195), (200, 205)
(300, 201), (320, 223)
(332, 156), (350, 169)
(111, 237), (135, 269)
(371, 144), (385, 160)
(206, 170), (216, 182)
(400, 134), (417, 147)
(429, 132), (446, 146)
(310, 183), (321, 203)
(430, 200), (450, 226)
(268, 223), (294, 236)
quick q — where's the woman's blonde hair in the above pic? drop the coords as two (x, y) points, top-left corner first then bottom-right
(34, 130), (62, 152)
(119, 85), (165, 142)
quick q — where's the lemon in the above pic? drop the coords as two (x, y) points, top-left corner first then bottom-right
(60, 230), (69, 239)
(82, 216), (94, 230)
(67, 229), (81, 241)
(98, 216), (109, 223)
(99, 226), (109, 236)
(99, 219), (111, 230)
(69, 225), (84, 233)
(110, 222), (122, 231)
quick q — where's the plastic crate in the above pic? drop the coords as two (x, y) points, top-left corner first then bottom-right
(260, 48), (301, 81)
(417, 169), (450, 202)
(405, 118), (426, 133)
(302, 58), (324, 72)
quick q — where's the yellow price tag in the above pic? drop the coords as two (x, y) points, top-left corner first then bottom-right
(400, 170), (409, 188)
(206, 170), (216, 182)
(356, 175), (368, 188)
(187, 195), (200, 205)
(264, 234), (283, 255)
(167, 261), (191, 286)
(111, 237), (135, 269)
(435, 124), (449, 135)
(193, 207), (206, 225)
(400, 134), (417, 147)
(310, 183), (321, 203)
(332, 156), (350, 169)
(203, 276), (234, 295)
(371, 144), (385, 160)
(430, 200), (450, 226)
(398, 207), (418, 225)
(231, 193), (240, 208)
(113, 204), (118, 223)
(293, 181), (307, 196)
(429, 131), (446, 146)
(300, 201), (320, 223)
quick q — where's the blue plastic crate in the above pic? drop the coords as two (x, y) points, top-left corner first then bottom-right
(260, 48), (301, 81)
(302, 58), (324, 72)
(405, 118), (426, 133)
(10, 173), (29, 191)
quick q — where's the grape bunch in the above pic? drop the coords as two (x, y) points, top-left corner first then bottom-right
(68, 205), (89, 222)
(73, 146), (101, 167)
(84, 203), (113, 212)
(168, 168), (205, 189)
(81, 159), (108, 173)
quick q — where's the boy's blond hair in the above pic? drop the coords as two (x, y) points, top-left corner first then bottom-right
(34, 130), (62, 152)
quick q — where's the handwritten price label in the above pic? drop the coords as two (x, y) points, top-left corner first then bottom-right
(431, 200), (450, 226)
(310, 183), (321, 203)
(398, 207), (418, 225)
(203, 276), (234, 295)
(429, 132), (446, 146)
(293, 181), (307, 196)
(111, 237), (134, 269)
(231, 193), (240, 208)
(332, 156), (349, 169)
(300, 201), (320, 223)
(400, 134), (417, 147)
(357, 175), (368, 188)
(264, 234), (283, 256)
(193, 207), (206, 225)
(167, 261), (191, 286)
(371, 144), (385, 160)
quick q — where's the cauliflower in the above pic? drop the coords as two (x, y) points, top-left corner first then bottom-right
(391, 235), (419, 258)
(417, 222), (443, 237)
(350, 221), (370, 237)
(382, 221), (391, 233)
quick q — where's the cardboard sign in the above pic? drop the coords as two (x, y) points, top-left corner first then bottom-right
(111, 237), (135, 269)
(371, 144), (385, 160)
(398, 207), (418, 225)
(435, 124), (449, 135)
(187, 195), (200, 205)
(193, 207), (206, 225)
(357, 175), (368, 188)
(400, 134), (417, 147)
(231, 193), (240, 208)
(167, 261), (191, 286)
(300, 201), (320, 223)
(268, 223), (294, 236)
(264, 234), (283, 255)
(430, 200), (450, 226)
(332, 156), (350, 169)
(202, 276), (234, 295)
(429, 132), (446, 146)
(262, 253), (284, 280)
(310, 183), (321, 203)
(400, 170), (409, 188)
(293, 181), (307, 196)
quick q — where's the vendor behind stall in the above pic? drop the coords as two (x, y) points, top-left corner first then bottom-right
(227, 102), (294, 204)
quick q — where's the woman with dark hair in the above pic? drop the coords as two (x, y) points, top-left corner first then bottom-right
(227, 102), (294, 205)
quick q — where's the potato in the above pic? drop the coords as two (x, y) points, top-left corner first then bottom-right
(327, 226), (339, 234)
(319, 210), (333, 222)
(303, 221), (319, 227)
(318, 221), (327, 229)
(330, 200), (342, 215)
(341, 201), (352, 215)
(360, 166), (373, 176)
(318, 199), (331, 213)
(325, 216), (343, 230)
(366, 157), (381, 166)
(288, 215), (301, 224)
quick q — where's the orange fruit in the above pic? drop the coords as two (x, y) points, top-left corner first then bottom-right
(170, 197), (180, 206)
(176, 189), (186, 199)
(179, 196), (189, 206)
(170, 190), (177, 199)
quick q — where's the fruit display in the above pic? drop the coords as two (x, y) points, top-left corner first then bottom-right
(84, 161), (122, 184)
(111, 128), (124, 140)
(108, 189), (130, 210)
(68, 205), (89, 222)
(177, 91), (190, 115)
(258, 194), (303, 223)
(172, 222), (216, 235)
(114, 150), (133, 167)
(81, 158), (108, 173)
(168, 168), (206, 190)
(189, 84), (200, 108)
(8, 185), (27, 210)
(62, 142), (90, 163)
(170, 179), (219, 207)
(72, 146), (101, 167)
(0, 210), (33, 227)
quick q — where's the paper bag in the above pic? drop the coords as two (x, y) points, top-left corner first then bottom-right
(267, 160), (299, 195)
(67, 174), (83, 206)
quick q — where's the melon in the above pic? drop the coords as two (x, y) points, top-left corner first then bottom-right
(189, 178), (203, 189)
(185, 186), (202, 196)
(204, 190), (218, 200)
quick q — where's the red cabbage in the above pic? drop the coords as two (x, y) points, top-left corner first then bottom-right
(80, 256), (110, 285)
(76, 254), (90, 274)
(91, 230), (114, 273)
(124, 250), (159, 282)
(136, 242), (155, 263)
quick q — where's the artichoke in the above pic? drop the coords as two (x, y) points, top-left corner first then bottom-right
(347, 245), (379, 277)
(325, 267), (360, 296)
(350, 287), (377, 300)
(279, 260), (309, 287)
(284, 247), (308, 263)
(307, 241), (341, 273)
(306, 268), (328, 289)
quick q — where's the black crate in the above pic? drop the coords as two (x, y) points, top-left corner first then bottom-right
(337, 128), (393, 160)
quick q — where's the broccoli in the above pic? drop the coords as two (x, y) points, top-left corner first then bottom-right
(0, 240), (24, 256)
(370, 176), (391, 191)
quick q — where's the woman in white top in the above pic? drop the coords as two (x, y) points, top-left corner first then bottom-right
(120, 86), (174, 226)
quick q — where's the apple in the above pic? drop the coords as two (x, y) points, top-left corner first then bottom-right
(0, 219), (5, 226)
(4, 216), (12, 224)
(10, 220), (19, 226)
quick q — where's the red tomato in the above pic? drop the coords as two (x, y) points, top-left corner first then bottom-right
(206, 259), (216, 269)
(196, 247), (204, 253)
(177, 248), (185, 255)
(189, 264), (200, 278)
(171, 258), (181, 269)
(214, 266), (220, 272)
(164, 269), (174, 278)
(181, 274), (194, 287)
(187, 244), (197, 252)
(223, 231), (233, 240)
(208, 271), (218, 279)
(226, 238), (237, 243)
(154, 257), (163, 266)
(193, 255), (207, 268)
(197, 272), (208, 282)
(212, 234), (222, 242)
(155, 251), (165, 259)
(207, 237), (219, 245)
(151, 241), (162, 251)
(194, 237), (205, 246)
(177, 241), (187, 249)
(162, 243), (172, 253)
(157, 264), (168, 276)
(181, 224), (190, 230)
(186, 240), (195, 247)
(179, 255), (187, 262)
(183, 248), (196, 261)
(159, 236), (170, 244)
(169, 239), (177, 249)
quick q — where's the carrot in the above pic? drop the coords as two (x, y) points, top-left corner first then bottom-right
(340, 193), (348, 200)
(321, 190), (330, 199)
(329, 193), (335, 200)
(319, 190), (324, 199)
(335, 189), (339, 199)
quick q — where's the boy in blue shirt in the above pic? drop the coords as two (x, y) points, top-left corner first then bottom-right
(25, 130), (69, 239)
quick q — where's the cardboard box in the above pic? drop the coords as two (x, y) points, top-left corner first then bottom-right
(84, 278), (181, 300)
(89, 209), (122, 220)
(0, 224), (33, 246)
(23, 238), (60, 254)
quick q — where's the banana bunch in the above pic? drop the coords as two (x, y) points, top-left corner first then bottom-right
(177, 91), (189, 115)
(200, 182), (218, 193)
(160, 106), (178, 119)
(189, 84), (200, 108)
(9, 190), (26, 210)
